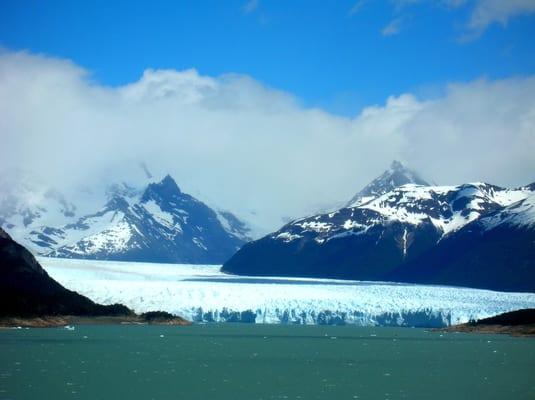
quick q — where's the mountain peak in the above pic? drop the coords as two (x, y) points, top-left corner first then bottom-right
(156, 174), (181, 194)
(142, 174), (181, 203)
(105, 195), (130, 211)
(161, 174), (179, 188)
(346, 161), (430, 207)
(390, 160), (406, 171)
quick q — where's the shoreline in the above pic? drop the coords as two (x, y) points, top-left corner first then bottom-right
(0, 315), (191, 328)
(440, 323), (535, 337)
(2, 309), (534, 336)
(438, 309), (535, 337)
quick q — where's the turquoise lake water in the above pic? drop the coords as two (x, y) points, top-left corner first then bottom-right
(0, 324), (534, 400)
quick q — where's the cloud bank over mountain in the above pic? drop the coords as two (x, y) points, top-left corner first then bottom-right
(1, 49), (534, 231)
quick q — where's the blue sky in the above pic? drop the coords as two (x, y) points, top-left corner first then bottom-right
(1, 1), (535, 229)
(1, 0), (534, 115)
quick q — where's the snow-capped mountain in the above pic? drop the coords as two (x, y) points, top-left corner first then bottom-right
(222, 162), (535, 291)
(0, 170), (79, 253)
(1, 170), (251, 264)
(44, 175), (248, 263)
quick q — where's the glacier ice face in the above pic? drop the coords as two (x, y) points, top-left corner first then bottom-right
(39, 257), (535, 328)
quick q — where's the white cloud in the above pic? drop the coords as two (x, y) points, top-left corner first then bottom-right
(349, 0), (368, 16)
(467, 0), (535, 32)
(242, 0), (259, 14)
(389, 0), (535, 38)
(1, 50), (534, 232)
(382, 17), (404, 36)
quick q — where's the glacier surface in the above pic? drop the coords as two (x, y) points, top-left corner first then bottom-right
(39, 257), (535, 327)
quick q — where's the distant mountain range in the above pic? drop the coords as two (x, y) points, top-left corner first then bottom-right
(3, 161), (534, 292)
(0, 170), (251, 264)
(222, 161), (535, 292)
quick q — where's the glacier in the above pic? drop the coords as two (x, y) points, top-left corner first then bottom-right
(39, 257), (535, 328)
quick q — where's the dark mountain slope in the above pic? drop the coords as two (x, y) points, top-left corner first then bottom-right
(223, 209), (441, 280)
(0, 227), (131, 317)
(388, 195), (535, 292)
